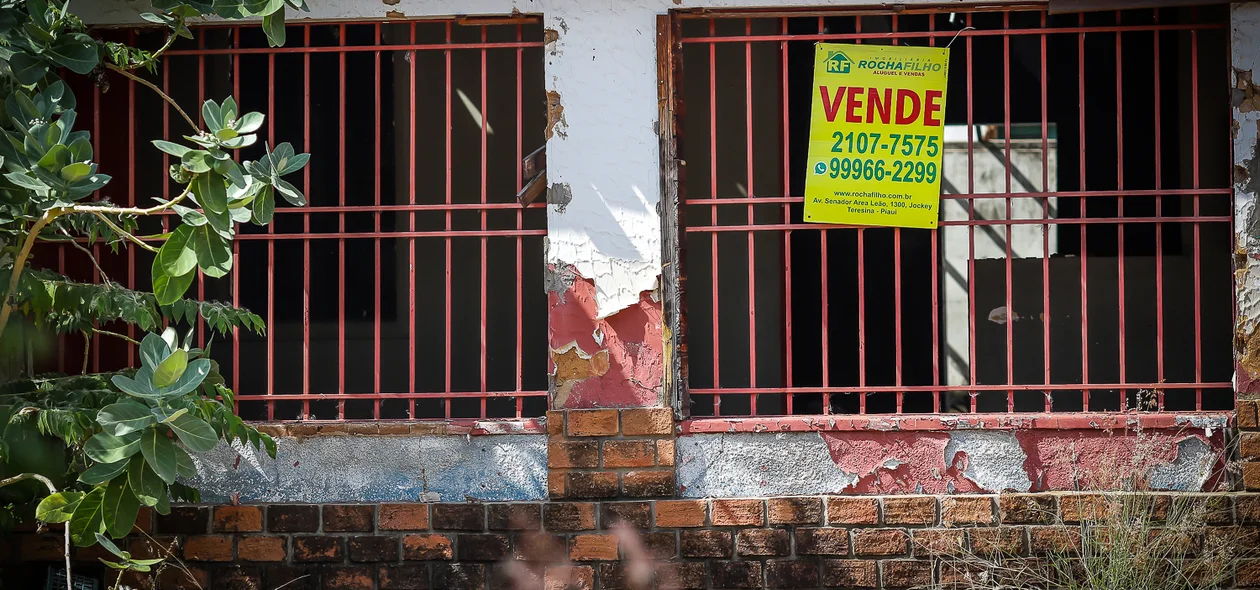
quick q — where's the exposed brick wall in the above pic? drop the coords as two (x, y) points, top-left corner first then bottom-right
(7, 493), (1260, 589)
(548, 408), (676, 500)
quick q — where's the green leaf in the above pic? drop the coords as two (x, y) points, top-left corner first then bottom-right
(126, 455), (164, 507)
(201, 99), (223, 132)
(154, 484), (171, 515)
(214, 127), (238, 141)
(262, 9), (287, 47)
(79, 459), (129, 485)
(94, 533), (128, 560)
(152, 140), (190, 158)
(47, 33), (100, 74)
(274, 177), (305, 206)
(140, 427), (178, 484)
(252, 185), (275, 224)
(168, 413), (218, 453)
(84, 431), (142, 464)
(173, 445), (197, 479)
(59, 161), (91, 183)
(216, 158), (247, 188)
(97, 401), (156, 436)
(159, 408), (188, 423)
(9, 53), (48, 86)
(197, 170), (227, 213)
(102, 477), (140, 538)
(277, 152), (310, 176)
(36, 491), (84, 523)
(37, 143), (69, 172)
(152, 254), (195, 307)
(159, 358), (212, 398)
(191, 225), (232, 278)
(180, 150), (212, 173)
(5, 171), (47, 191)
(235, 112), (263, 134)
(112, 371), (162, 399)
(68, 487), (107, 547)
(158, 225), (197, 277)
(140, 331), (172, 369)
(152, 349), (188, 389)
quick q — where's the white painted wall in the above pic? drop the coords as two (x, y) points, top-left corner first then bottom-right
(84, 0), (1026, 318)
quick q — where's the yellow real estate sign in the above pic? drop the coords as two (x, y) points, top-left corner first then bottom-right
(803, 43), (950, 229)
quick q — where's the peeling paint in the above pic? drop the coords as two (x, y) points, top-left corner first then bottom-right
(549, 268), (663, 409)
(678, 428), (1222, 497)
(188, 435), (547, 503)
(545, 90), (567, 140)
(548, 182), (574, 213)
(1235, 4), (1260, 393)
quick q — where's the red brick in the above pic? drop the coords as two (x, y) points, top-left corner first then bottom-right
(488, 503), (543, 530)
(549, 440), (599, 468)
(882, 559), (933, 588)
(457, 534), (510, 561)
(971, 527), (1026, 555)
(737, 529), (790, 557)
(569, 534), (619, 561)
(566, 472), (619, 499)
(712, 499), (764, 526)
(823, 560), (878, 588)
(324, 505), (375, 532)
(655, 500), (706, 527)
(546, 565), (595, 590)
(21, 535), (64, 561)
(656, 439), (676, 466)
(795, 528), (849, 556)
(544, 502), (596, 531)
(1030, 527), (1080, 553)
(1242, 400), (1260, 429)
(350, 536), (401, 562)
(1244, 433), (1260, 460)
(602, 440), (655, 468)
(324, 565), (375, 590)
(379, 564), (430, 590)
(620, 408), (673, 435)
(999, 494), (1057, 524)
(213, 566), (263, 589)
(658, 562), (706, 590)
(941, 496), (995, 526)
(1059, 494), (1108, 523)
(129, 536), (177, 560)
(183, 535), (233, 561)
(434, 564), (486, 590)
(1245, 464), (1260, 491)
(546, 410), (566, 435)
(566, 410), (619, 436)
(827, 497), (879, 525)
(600, 501), (651, 529)
(640, 531), (678, 560)
(380, 504), (430, 531)
(213, 505), (262, 532)
(267, 505), (319, 532)
(883, 497), (936, 525)
(432, 504), (485, 530)
(1238, 559), (1260, 588)
(158, 565), (210, 589)
(292, 536), (344, 562)
(768, 497), (823, 525)
(711, 561), (762, 588)
(1239, 494), (1260, 524)
(156, 506), (210, 534)
(403, 534), (453, 560)
(912, 529), (965, 556)
(765, 560), (819, 588)
(852, 529), (909, 556)
(621, 470), (674, 497)
(681, 530), (732, 558)
(239, 536), (287, 562)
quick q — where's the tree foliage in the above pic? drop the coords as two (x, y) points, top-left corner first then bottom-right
(0, 0), (311, 564)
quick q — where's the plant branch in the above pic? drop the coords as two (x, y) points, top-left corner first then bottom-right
(89, 212), (158, 253)
(105, 63), (198, 131)
(57, 227), (111, 284)
(0, 207), (66, 344)
(81, 330), (89, 375)
(0, 473), (70, 590)
(94, 329), (140, 345)
(73, 181), (194, 217)
(117, 29), (180, 72)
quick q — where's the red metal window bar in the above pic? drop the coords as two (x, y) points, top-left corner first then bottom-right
(676, 6), (1233, 417)
(53, 19), (550, 421)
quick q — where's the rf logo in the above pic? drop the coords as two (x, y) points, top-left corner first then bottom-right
(825, 50), (852, 74)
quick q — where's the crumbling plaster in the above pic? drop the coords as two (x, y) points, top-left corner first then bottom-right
(677, 428), (1222, 497)
(1235, 3), (1260, 393)
(187, 435), (548, 503)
